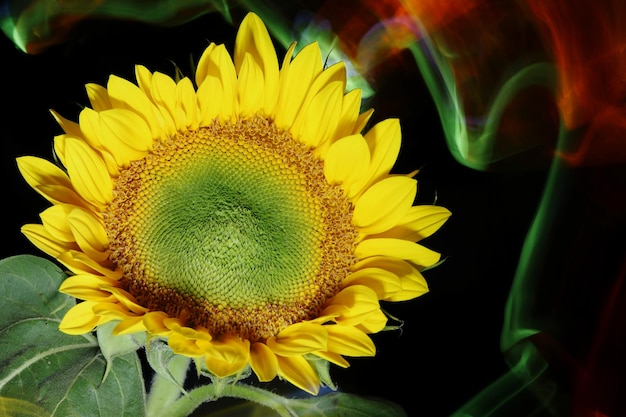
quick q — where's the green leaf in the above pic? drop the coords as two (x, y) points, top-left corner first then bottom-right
(0, 397), (48, 417)
(307, 355), (337, 391)
(289, 393), (407, 417)
(146, 338), (187, 391)
(97, 321), (145, 364)
(0, 255), (146, 417)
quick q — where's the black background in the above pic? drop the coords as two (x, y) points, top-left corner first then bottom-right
(0, 6), (587, 417)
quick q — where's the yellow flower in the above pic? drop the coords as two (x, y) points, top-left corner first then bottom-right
(17, 13), (450, 395)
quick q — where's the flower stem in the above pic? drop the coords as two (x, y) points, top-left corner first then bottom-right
(167, 382), (295, 417)
(146, 355), (191, 417)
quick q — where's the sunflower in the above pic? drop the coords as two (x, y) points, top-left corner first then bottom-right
(17, 12), (450, 394)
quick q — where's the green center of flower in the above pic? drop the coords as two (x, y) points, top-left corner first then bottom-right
(106, 116), (356, 341)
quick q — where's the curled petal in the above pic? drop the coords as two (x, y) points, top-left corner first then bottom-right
(113, 316), (147, 335)
(266, 322), (328, 356)
(57, 250), (121, 279)
(143, 311), (171, 335)
(59, 300), (104, 335)
(59, 274), (118, 300)
(322, 285), (381, 328)
(169, 332), (205, 357)
(202, 335), (250, 377)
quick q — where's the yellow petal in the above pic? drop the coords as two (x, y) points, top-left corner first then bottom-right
(312, 351), (350, 368)
(92, 301), (140, 321)
(351, 256), (426, 301)
(352, 108), (374, 135)
(21, 224), (76, 258)
(163, 319), (196, 337)
(107, 74), (163, 139)
(113, 316), (147, 335)
(356, 308), (388, 334)
(352, 176), (416, 234)
(168, 332), (205, 357)
(322, 285), (381, 327)
(176, 77), (199, 130)
(355, 238), (441, 268)
(135, 64), (154, 98)
(385, 270), (429, 302)
(202, 335), (250, 377)
(103, 286), (149, 314)
(195, 42), (217, 86)
(372, 205), (451, 242)
(324, 134), (370, 192)
(200, 44), (238, 122)
(334, 89), (362, 139)
(66, 207), (109, 262)
(266, 322), (328, 356)
(143, 311), (171, 335)
(237, 53), (264, 117)
(50, 109), (82, 137)
(250, 342), (278, 382)
(275, 42), (322, 130)
(64, 137), (113, 207)
(150, 71), (178, 135)
(364, 118), (402, 185)
(276, 355), (320, 395)
(341, 267), (402, 300)
(79, 108), (152, 167)
(234, 12), (279, 114)
(308, 61), (347, 96)
(59, 274), (118, 300)
(39, 204), (75, 243)
(85, 83), (112, 111)
(293, 80), (344, 149)
(57, 250), (121, 279)
(325, 325), (376, 357)
(16, 156), (85, 206)
(196, 75), (224, 125)
(59, 300), (103, 335)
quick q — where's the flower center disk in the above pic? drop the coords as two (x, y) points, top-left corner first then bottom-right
(106, 116), (356, 341)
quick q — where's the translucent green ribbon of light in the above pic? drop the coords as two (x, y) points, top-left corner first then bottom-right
(407, 34), (556, 170)
(0, 0), (373, 97)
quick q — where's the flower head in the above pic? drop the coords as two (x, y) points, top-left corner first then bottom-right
(18, 12), (450, 394)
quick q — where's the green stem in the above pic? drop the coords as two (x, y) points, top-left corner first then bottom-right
(167, 382), (295, 417)
(146, 355), (191, 417)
